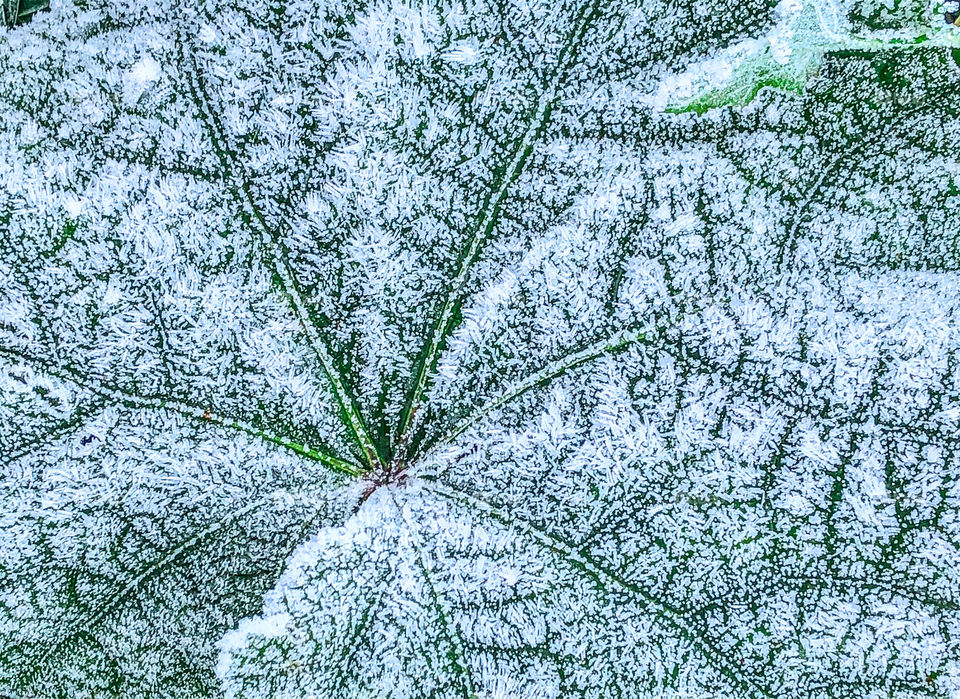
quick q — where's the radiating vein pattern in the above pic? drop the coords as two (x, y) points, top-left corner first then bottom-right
(3, 0), (960, 697)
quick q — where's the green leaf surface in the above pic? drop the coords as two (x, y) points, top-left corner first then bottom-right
(1, 0), (959, 697)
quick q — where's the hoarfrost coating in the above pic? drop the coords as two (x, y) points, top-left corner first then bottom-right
(1, 0), (959, 697)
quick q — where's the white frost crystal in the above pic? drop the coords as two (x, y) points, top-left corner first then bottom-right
(1, 0), (959, 697)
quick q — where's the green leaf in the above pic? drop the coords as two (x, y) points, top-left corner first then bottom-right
(2, 0), (959, 697)
(2, 0), (49, 26)
(664, 0), (960, 115)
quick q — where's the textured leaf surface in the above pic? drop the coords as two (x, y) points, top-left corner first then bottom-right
(2, 0), (960, 697)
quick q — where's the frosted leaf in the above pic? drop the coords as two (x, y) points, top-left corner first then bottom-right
(2, 0), (959, 696)
(0, 365), (360, 696)
(661, 0), (960, 114)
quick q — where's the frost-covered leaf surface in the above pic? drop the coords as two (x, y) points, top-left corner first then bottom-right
(2, 0), (960, 697)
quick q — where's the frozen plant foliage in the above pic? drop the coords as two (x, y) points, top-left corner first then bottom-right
(662, 0), (960, 114)
(1, 0), (959, 696)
